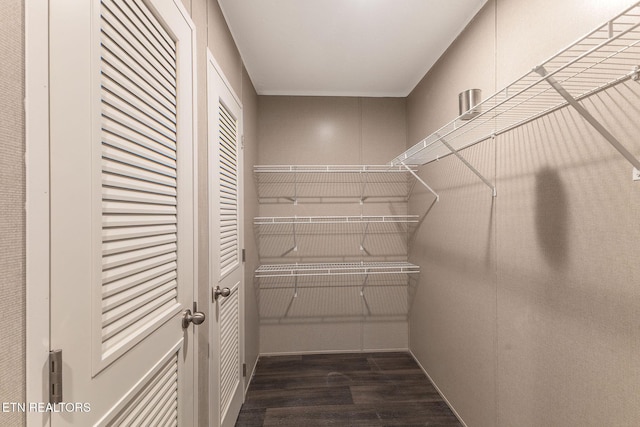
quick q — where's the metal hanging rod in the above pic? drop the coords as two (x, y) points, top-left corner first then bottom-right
(391, 1), (640, 178)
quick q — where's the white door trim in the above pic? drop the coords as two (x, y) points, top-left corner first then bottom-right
(25, 1), (50, 425)
(206, 48), (245, 427)
(172, 2), (201, 424)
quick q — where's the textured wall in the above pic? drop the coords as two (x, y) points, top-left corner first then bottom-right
(407, 0), (640, 426)
(407, 4), (497, 425)
(241, 66), (260, 380)
(257, 96), (410, 354)
(0, 1), (25, 426)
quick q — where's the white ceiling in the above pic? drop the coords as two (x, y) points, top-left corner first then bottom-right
(218, 0), (488, 97)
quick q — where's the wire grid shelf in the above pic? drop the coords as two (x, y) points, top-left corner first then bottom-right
(254, 165), (420, 201)
(391, 1), (640, 166)
(254, 165), (418, 175)
(254, 215), (420, 225)
(254, 262), (420, 278)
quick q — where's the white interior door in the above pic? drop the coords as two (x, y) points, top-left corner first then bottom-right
(49, 0), (197, 425)
(207, 52), (245, 427)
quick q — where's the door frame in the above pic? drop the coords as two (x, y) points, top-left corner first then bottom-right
(24, 1), (200, 425)
(206, 49), (246, 426)
(25, 1), (50, 425)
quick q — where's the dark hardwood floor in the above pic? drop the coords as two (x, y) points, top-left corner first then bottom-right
(235, 352), (462, 427)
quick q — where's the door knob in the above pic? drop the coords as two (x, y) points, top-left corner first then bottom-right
(182, 303), (206, 328)
(213, 286), (231, 300)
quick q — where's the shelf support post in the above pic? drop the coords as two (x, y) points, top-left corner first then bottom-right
(292, 219), (298, 253)
(360, 272), (369, 296)
(293, 169), (298, 205)
(535, 65), (640, 173)
(436, 134), (497, 197)
(400, 162), (440, 201)
(360, 168), (369, 204)
(360, 221), (371, 255)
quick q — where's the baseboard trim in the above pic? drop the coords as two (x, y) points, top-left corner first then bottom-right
(244, 356), (260, 395)
(258, 347), (409, 357)
(408, 349), (469, 427)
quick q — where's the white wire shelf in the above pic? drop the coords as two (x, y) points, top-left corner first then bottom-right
(391, 1), (640, 169)
(255, 165), (418, 174)
(255, 165), (420, 202)
(254, 215), (420, 225)
(254, 262), (420, 278)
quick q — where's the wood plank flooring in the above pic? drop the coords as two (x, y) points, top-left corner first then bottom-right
(235, 352), (462, 426)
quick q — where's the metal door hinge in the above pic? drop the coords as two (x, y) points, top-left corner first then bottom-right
(242, 363), (247, 377)
(49, 350), (63, 404)
(242, 249), (246, 262)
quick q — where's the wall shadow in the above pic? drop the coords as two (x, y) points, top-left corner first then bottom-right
(535, 167), (569, 270)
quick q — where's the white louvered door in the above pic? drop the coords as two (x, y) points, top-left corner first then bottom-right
(49, 0), (196, 425)
(207, 52), (244, 427)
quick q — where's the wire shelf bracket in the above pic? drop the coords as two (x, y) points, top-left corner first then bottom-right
(401, 162), (440, 203)
(437, 134), (497, 197)
(535, 65), (640, 173)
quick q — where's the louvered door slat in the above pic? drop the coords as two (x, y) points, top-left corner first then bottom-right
(102, 271), (176, 311)
(102, 224), (177, 242)
(103, 122), (177, 159)
(101, 6), (176, 88)
(112, 0), (176, 66)
(102, 250), (176, 288)
(127, 371), (176, 426)
(103, 105), (176, 150)
(102, 60), (177, 120)
(102, 202), (176, 217)
(102, 92), (177, 142)
(103, 160), (176, 188)
(219, 286), (239, 417)
(127, 0), (176, 60)
(106, 0), (176, 73)
(102, 77), (177, 133)
(99, 0), (180, 358)
(150, 390), (178, 426)
(103, 173), (176, 196)
(102, 143), (176, 176)
(217, 101), (239, 276)
(103, 214), (177, 228)
(102, 282), (177, 327)
(103, 234), (177, 255)
(101, 1), (176, 78)
(101, 47), (176, 111)
(102, 242), (177, 270)
(106, 354), (178, 427)
(102, 262), (177, 298)
(102, 296), (177, 345)
(100, 29), (176, 100)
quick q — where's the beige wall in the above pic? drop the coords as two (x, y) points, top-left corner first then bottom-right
(256, 96), (410, 353)
(0, 1), (25, 426)
(407, 0), (640, 426)
(242, 66), (260, 378)
(179, 0), (260, 424)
